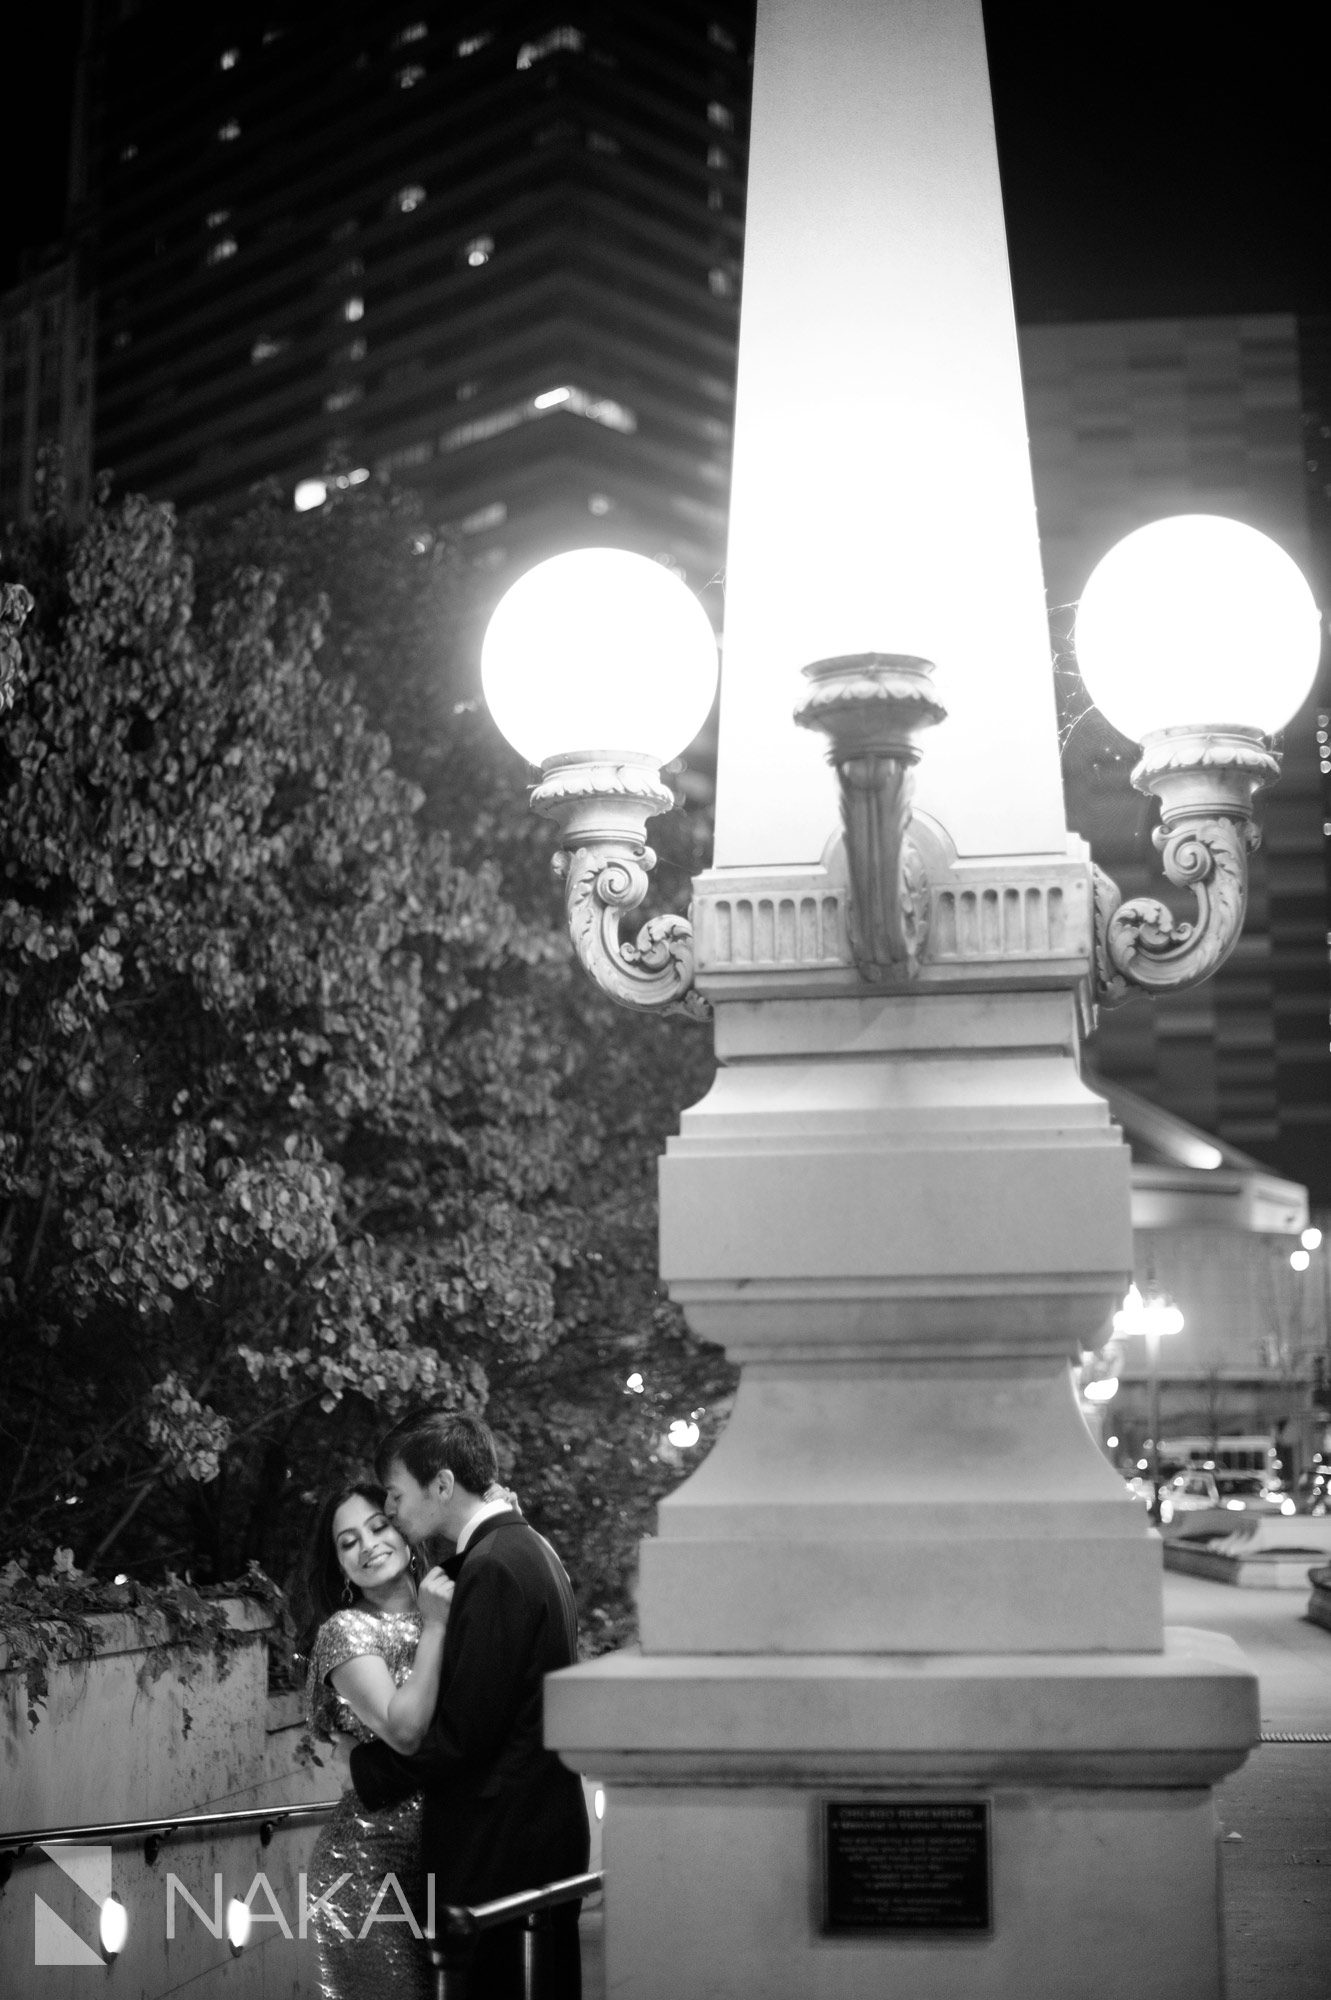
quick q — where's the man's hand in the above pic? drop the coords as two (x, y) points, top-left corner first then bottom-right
(417, 1566), (454, 1626)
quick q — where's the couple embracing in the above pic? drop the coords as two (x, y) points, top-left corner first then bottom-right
(301, 1406), (590, 1998)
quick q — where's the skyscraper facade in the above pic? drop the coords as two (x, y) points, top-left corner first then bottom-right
(81, 0), (753, 606)
(0, 253), (95, 522)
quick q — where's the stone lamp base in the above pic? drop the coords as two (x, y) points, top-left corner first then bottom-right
(547, 1629), (1257, 1999)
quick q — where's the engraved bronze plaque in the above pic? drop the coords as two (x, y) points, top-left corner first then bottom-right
(821, 1799), (991, 1934)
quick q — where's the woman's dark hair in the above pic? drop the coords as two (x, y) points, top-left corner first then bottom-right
(298, 1479), (396, 1652)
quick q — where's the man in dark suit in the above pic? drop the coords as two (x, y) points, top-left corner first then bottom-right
(349, 1408), (589, 1998)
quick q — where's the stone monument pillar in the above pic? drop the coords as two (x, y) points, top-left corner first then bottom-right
(545, 3), (1257, 1992)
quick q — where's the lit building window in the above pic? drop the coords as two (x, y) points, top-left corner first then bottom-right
(391, 184), (427, 214)
(396, 63), (426, 87)
(459, 500), (508, 533)
(206, 209), (231, 229)
(708, 187), (724, 212)
(251, 335), (288, 363)
(463, 235), (494, 268)
(220, 47), (240, 69)
(441, 406), (526, 450)
(516, 25), (585, 68)
(342, 297), (365, 322)
(586, 130), (620, 155)
(456, 32), (492, 57)
(708, 22), (738, 50)
(707, 100), (734, 130)
(708, 267), (734, 298)
(456, 380), (480, 401)
(393, 21), (427, 45)
(324, 384), (364, 413)
(375, 440), (433, 474)
(118, 142), (138, 163)
(218, 120), (241, 142)
(707, 145), (729, 170)
(207, 237), (238, 264)
(441, 385), (637, 453)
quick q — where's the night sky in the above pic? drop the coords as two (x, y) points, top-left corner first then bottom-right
(2, 5), (1326, 319)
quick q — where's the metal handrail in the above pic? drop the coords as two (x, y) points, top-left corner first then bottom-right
(0, 1797), (339, 1855)
(431, 1869), (604, 2000)
(440, 1869), (605, 1938)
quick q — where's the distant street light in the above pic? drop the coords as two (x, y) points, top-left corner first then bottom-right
(1114, 1284), (1185, 1519)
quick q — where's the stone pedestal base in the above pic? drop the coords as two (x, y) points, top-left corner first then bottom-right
(547, 1629), (1257, 2000)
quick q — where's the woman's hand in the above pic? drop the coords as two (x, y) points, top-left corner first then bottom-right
(417, 1565), (454, 1626)
(484, 1481), (521, 1513)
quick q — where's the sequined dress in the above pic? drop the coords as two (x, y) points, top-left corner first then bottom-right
(305, 1606), (431, 2000)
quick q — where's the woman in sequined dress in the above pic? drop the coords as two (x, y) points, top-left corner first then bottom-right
(302, 1481), (454, 2000)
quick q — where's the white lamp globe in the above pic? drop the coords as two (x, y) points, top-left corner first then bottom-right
(1074, 515), (1321, 743)
(481, 548), (719, 767)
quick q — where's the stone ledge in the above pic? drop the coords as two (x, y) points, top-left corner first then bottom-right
(547, 1626), (1258, 1789)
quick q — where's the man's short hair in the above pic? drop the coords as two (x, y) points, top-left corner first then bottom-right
(376, 1407), (498, 1498)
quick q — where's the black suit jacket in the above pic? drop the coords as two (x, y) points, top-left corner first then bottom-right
(349, 1511), (589, 1905)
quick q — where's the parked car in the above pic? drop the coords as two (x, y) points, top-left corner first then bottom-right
(1157, 1468), (1296, 1526)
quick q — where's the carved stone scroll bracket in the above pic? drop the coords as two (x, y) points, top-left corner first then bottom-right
(530, 750), (709, 1020)
(793, 653), (947, 981)
(1093, 724), (1281, 1006)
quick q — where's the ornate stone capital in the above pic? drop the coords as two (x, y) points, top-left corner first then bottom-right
(793, 653), (946, 981)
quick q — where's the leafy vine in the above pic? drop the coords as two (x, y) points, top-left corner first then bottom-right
(0, 1549), (295, 1733)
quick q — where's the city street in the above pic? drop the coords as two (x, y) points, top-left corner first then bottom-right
(1169, 1570), (1331, 1999)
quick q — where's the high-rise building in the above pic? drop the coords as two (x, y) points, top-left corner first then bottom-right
(1020, 314), (1331, 1207)
(0, 253), (95, 523)
(81, 0), (753, 608)
(34, 14), (1331, 1207)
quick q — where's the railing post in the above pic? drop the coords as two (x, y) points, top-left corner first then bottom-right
(523, 1904), (552, 1998)
(431, 1917), (478, 2000)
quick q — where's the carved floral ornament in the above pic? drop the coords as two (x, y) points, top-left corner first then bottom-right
(476, 524), (1320, 1020)
(524, 677), (1292, 1020)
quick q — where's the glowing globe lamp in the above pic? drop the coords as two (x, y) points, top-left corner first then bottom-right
(481, 549), (719, 768)
(1074, 516), (1321, 743)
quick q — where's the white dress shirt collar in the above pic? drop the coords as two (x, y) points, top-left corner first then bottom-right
(455, 1494), (512, 1555)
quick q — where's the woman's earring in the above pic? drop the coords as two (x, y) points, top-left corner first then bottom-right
(341, 1578), (355, 1606)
